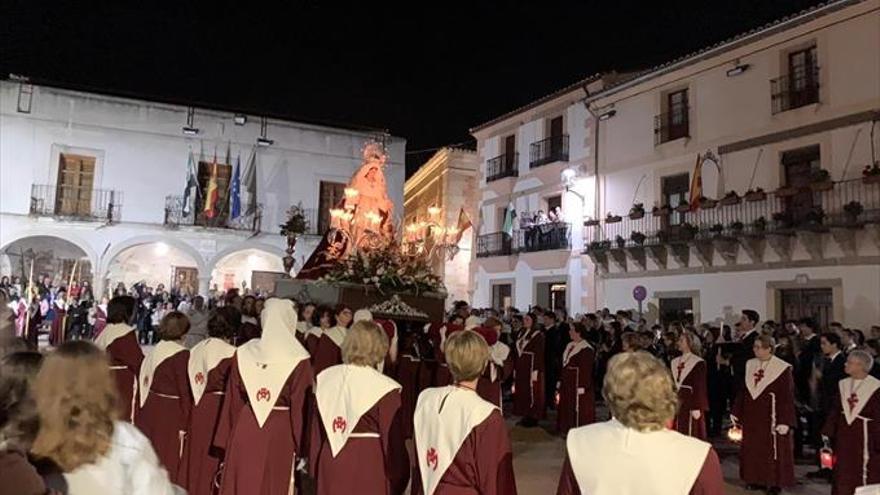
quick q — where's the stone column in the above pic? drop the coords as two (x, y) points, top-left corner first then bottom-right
(198, 275), (212, 298)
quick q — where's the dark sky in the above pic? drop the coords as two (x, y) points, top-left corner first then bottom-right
(2, 0), (827, 176)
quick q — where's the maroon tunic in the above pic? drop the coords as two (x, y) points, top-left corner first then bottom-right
(397, 352), (430, 440)
(822, 382), (880, 495)
(214, 358), (314, 495)
(49, 307), (66, 345)
(179, 357), (234, 495)
(513, 330), (546, 420)
(673, 360), (709, 440)
(411, 410), (516, 495)
(309, 391), (409, 495)
(555, 447), (724, 495)
(556, 346), (595, 434)
(0, 449), (47, 495)
(106, 331), (144, 422)
(732, 366), (796, 488)
(135, 350), (192, 485)
(306, 332), (322, 358)
(477, 349), (514, 408)
(313, 335), (342, 376)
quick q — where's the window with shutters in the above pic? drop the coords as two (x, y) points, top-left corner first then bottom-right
(55, 153), (96, 217)
(318, 181), (346, 233)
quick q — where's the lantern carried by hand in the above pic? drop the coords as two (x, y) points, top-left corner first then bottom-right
(727, 426), (743, 443)
(820, 447), (836, 469)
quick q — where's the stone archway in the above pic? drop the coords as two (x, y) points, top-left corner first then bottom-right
(1, 235), (94, 289)
(210, 247), (285, 294)
(102, 236), (206, 297)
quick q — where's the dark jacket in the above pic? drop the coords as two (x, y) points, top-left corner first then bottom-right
(819, 352), (847, 415)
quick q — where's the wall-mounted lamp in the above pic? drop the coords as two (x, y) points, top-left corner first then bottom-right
(257, 117), (274, 146)
(182, 107), (199, 135)
(726, 64), (750, 77)
(233, 114), (247, 126)
(598, 109), (617, 121)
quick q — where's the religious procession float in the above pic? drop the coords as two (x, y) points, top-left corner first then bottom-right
(275, 141), (468, 323)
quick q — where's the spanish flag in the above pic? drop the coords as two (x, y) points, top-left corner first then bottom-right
(203, 160), (219, 219)
(688, 153), (703, 211)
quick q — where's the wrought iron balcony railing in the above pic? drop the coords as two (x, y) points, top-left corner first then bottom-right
(164, 195), (262, 233)
(771, 66), (820, 114)
(486, 152), (519, 182)
(583, 178), (880, 253)
(476, 222), (572, 258)
(29, 184), (121, 222)
(654, 106), (690, 145)
(529, 135), (569, 169)
(476, 232), (513, 258)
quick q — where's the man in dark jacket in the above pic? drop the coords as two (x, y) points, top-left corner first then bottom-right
(543, 311), (568, 409)
(808, 331), (847, 478)
(731, 309), (760, 395)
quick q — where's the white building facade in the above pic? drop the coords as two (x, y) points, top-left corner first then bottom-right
(585, 0), (880, 329)
(0, 79), (405, 297)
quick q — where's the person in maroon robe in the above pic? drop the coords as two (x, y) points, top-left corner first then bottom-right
(306, 306), (334, 359)
(397, 326), (430, 439)
(179, 307), (239, 495)
(135, 311), (193, 485)
(431, 316), (465, 388)
(375, 319), (399, 378)
(214, 298), (314, 495)
(822, 349), (880, 495)
(670, 331), (708, 440)
(90, 297), (108, 338)
(312, 304), (353, 375)
(48, 290), (67, 346)
(732, 335), (796, 494)
(556, 351), (724, 495)
(413, 329), (517, 495)
(295, 302), (316, 346)
(94, 295), (144, 423)
(556, 323), (595, 435)
(310, 320), (409, 495)
(513, 313), (545, 427)
(475, 318), (513, 408)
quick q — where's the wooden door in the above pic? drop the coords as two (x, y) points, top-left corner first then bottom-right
(251, 270), (286, 294)
(667, 90), (689, 140)
(662, 173), (690, 228)
(549, 116), (564, 157)
(659, 297), (694, 326)
(172, 266), (198, 296)
(780, 288), (832, 330)
(782, 145), (820, 223)
(56, 154), (95, 217)
(788, 46), (818, 107)
(318, 181), (346, 233)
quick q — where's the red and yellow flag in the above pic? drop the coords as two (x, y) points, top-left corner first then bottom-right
(689, 153), (703, 210)
(203, 160), (219, 218)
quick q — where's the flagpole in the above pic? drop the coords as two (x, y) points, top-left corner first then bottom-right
(61, 259), (78, 344)
(24, 259), (34, 341)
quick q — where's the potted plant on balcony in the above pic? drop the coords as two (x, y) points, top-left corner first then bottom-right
(745, 188), (767, 202)
(809, 169), (833, 192)
(730, 220), (745, 234)
(630, 231), (647, 246)
(775, 184), (801, 197)
(680, 223), (699, 241)
(279, 202), (309, 276)
(710, 223), (724, 236)
(652, 204), (671, 217)
(629, 203), (645, 220)
(753, 216), (767, 233)
(584, 218), (601, 227)
(804, 206), (826, 227)
(720, 191), (741, 206)
(675, 199), (691, 213)
(863, 163), (880, 185)
(843, 201), (864, 224)
(588, 240), (612, 252)
(772, 211), (793, 229)
(699, 196), (718, 209)
(658, 230), (669, 243)
(605, 212), (622, 224)
(615, 235), (627, 249)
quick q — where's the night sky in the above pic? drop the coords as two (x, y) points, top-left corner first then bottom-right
(2, 1), (827, 176)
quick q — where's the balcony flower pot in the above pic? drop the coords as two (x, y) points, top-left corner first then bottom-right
(772, 211), (792, 229)
(753, 217), (767, 233)
(729, 221), (745, 234)
(588, 240), (611, 252)
(628, 203), (645, 220)
(774, 186), (801, 198)
(615, 235), (626, 249)
(653, 206), (671, 217)
(709, 223), (724, 236)
(843, 201), (863, 224)
(745, 188), (767, 202)
(679, 224), (698, 242)
(675, 201), (691, 213)
(809, 180), (834, 192)
(804, 207), (826, 227)
(864, 174), (880, 185)
(584, 219), (601, 227)
(630, 231), (647, 246)
(605, 214), (622, 224)
(720, 192), (741, 206)
(699, 197), (718, 209)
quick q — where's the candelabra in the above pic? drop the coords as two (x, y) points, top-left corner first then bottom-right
(401, 205), (461, 262)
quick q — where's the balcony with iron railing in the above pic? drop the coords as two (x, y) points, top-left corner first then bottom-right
(164, 195), (263, 233)
(583, 178), (880, 257)
(29, 184), (122, 223)
(529, 135), (569, 169)
(771, 66), (820, 114)
(654, 106), (690, 145)
(486, 152), (519, 182)
(476, 222), (572, 258)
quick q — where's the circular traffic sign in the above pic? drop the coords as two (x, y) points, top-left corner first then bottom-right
(632, 285), (647, 302)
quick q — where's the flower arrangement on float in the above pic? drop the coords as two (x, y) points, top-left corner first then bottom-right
(318, 241), (444, 295)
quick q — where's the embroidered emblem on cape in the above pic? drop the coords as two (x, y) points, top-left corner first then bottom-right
(753, 368), (764, 385)
(332, 416), (347, 433)
(194, 372), (205, 385)
(848, 393), (859, 412)
(426, 447), (439, 471)
(256, 387), (271, 402)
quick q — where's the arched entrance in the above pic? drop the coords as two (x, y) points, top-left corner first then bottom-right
(105, 241), (202, 296)
(1, 235), (93, 290)
(211, 248), (284, 294)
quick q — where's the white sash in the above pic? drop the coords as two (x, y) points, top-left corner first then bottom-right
(488, 342), (511, 382)
(139, 340), (187, 407)
(671, 353), (703, 389)
(840, 376), (880, 425)
(94, 323), (136, 350)
(516, 329), (537, 355)
(563, 341), (592, 367)
(296, 321), (309, 336)
(315, 364), (401, 457)
(745, 356), (790, 399)
(308, 326), (324, 339)
(237, 299), (310, 428)
(324, 326), (347, 348)
(188, 338), (236, 405)
(414, 386), (497, 495)
(567, 419), (710, 495)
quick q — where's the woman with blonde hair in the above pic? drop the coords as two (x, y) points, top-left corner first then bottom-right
(309, 320), (409, 494)
(557, 351), (723, 495)
(31, 341), (175, 494)
(413, 329), (517, 495)
(0, 351), (46, 495)
(670, 331), (709, 440)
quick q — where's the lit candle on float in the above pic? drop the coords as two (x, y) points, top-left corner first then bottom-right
(427, 205), (441, 217)
(344, 187), (359, 199)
